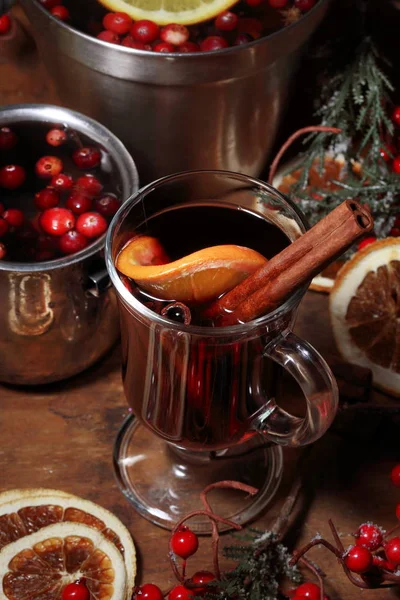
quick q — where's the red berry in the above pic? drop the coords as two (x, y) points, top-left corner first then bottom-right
(0, 242), (6, 260)
(168, 586), (192, 600)
(40, 207), (75, 236)
(294, 582), (320, 600)
(103, 11), (132, 35)
(344, 545), (373, 574)
(268, 0), (289, 6)
(392, 106), (400, 127)
(355, 524), (383, 551)
(0, 218), (9, 237)
(130, 20), (160, 43)
(0, 127), (17, 151)
(97, 30), (121, 44)
(94, 194), (120, 217)
(76, 174), (103, 195)
(292, 597), (309, 600)
(136, 583), (164, 600)
(76, 212), (108, 239)
(122, 36), (151, 49)
(215, 11), (238, 31)
(200, 36), (229, 51)
(160, 24), (189, 46)
(385, 538), (400, 566)
(59, 230), (89, 255)
(36, 155), (63, 179)
(294, 0), (316, 10)
(36, 250), (56, 261)
(154, 42), (175, 52)
(46, 128), (67, 147)
(38, 0), (62, 9)
(3, 208), (24, 228)
(37, 234), (59, 252)
(62, 582), (90, 600)
(170, 527), (199, 559)
(390, 464), (400, 486)
(35, 188), (60, 210)
(51, 173), (74, 191)
(66, 191), (93, 215)
(178, 41), (200, 52)
(191, 571), (215, 594)
(0, 165), (26, 189)
(234, 33), (253, 45)
(245, 0), (263, 8)
(72, 146), (102, 170)
(396, 503), (400, 520)
(51, 6), (70, 20)
(358, 236), (376, 250)
(393, 156), (400, 174)
(380, 146), (392, 161)
(237, 17), (263, 38)
(0, 14), (11, 35)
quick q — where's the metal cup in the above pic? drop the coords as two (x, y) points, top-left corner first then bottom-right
(0, 104), (138, 385)
(20, 0), (331, 183)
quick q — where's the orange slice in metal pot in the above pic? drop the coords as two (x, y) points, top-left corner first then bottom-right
(116, 242), (268, 304)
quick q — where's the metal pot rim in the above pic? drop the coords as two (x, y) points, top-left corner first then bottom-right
(0, 103), (139, 273)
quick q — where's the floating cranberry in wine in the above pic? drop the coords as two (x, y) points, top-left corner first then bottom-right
(35, 188), (60, 210)
(94, 194), (120, 217)
(130, 20), (160, 44)
(46, 128), (67, 147)
(160, 24), (189, 46)
(40, 207), (75, 236)
(66, 191), (93, 215)
(72, 146), (102, 170)
(59, 230), (89, 255)
(76, 212), (108, 239)
(36, 155), (64, 179)
(0, 127), (17, 151)
(0, 165), (26, 189)
(103, 11), (132, 34)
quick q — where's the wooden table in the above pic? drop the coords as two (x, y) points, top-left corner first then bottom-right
(1, 16), (400, 600)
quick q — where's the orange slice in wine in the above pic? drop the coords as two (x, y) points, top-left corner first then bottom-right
(116, 242), (268, 304)
(0, 522), (127, 600)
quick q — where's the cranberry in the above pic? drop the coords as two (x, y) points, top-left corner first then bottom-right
(0, 127), (17, 151)
(294, 0), (316, 10)
(0, 242), (6, 260)
(191, 571), (215, 594)
(355, 524), (383, 551)
(51, 6), (70, 20)
(72, 146), (102, 170)
(38, 0), (62, 9)
(392, 106), (400, 127)
(130, 19), (160, 43)
(0, 14), (11, 35)
(293, 582), (320, 600)
(215, 11), (238, 31)
(170, 526), (199, 558)
(268, 0), (289, 6)
(46, 128), (67, 147)
(390, 464), (400, 486)
(396, 503), (400, 520)
(178, 41), (200, 52)
(234, 33), (253, 45)
(36, 155), (63, 179)
(97, 30), (121, 44)
(245, 0), (263, 7)
(94, 194), (120, 217)
(160, 24), (189, 46)
(59, 230), (89, 255)
(103, 11), (132, 35)
(385, 537), (400, 565)
(51, 173), (74, 191)
(136, 583), (164, 600)
(76, 174), (103, 195)
(3, 209), (24, 228)
(0, 218), (9, 237)
(31, 213), (44, 233)
(66, 191), (93, 215)
(168, 586), (192, 600)
(122, 37), (151, 49)
(237, 17), (263, 38)
(62, 582), (90, 600)
(0, 165), (26, 189)
(154, 42), (175, 52)
(200, 36), (229, 51)
(37, 234), (59, 252)
(76, 212), (108, 239)
(358, 236), (376, 250)
(344, 545), (373, 574)
(40, 207), (75, 236)
(35, 188), (60, 210)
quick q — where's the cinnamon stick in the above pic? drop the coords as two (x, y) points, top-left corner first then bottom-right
(206, 200), (373, 325)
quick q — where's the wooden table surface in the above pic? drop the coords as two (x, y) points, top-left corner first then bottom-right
(1, 13), (400, 600)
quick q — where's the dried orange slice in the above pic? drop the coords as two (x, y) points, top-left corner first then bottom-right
(117, 242), (267, 304)
(0, 489), (136, 593)
(330, 238), (400, 396)
(0, 522), (127, 600)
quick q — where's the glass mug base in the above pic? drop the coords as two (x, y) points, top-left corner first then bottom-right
(113, 415), (283, 533)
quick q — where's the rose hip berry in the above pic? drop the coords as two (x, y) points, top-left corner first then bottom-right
(294, 0), (316, 10)
(154, 42), (175, 52)
(168, 586), (192, 600)
(40, 207), (75, 236)
(46, 128), (67, 147)
(35, 188), (60, 210)
(136, 583), (164, 600)
(0, 242), (6, 259)
(94, 194), (120, 217)
(130, 19), (160, 43)
(103, 11), (132, 35)
(76, 174), (103, 195)
(0, 127), (17, 150)
(66, 191), (93, 215)
(160, 24), (189, 46)
(0, 165), (26, 189)
(51, 173), (74, 191)
(3, 209), (24, 228)
(62, 581), (90, 600)
(344, 545), (373, 574)
(76, 212), (108, 239)
(59, 230), (89, 255)
(215, 11), (238, 31)
(0, 14), (11, 35)
(355, 524), (383, 551)
(72, 146), (102, 169)
(200, 36), (229, 51)
(50, 6), (70, 21)
(97, 30), (121, 44)
(293, 582), (321, 600)
(36, 155), (63, 179)
(191, 571), (215, 594)
(390, 464), (400, 487)
(0, 218), (9, 237)
(385, 537), (400, 566)
(170, 526), (199, 559)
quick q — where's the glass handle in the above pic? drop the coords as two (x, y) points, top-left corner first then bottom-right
(251, 330), (338, 447)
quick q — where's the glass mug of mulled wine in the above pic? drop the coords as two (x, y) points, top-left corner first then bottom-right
(106, 170), (338, 532)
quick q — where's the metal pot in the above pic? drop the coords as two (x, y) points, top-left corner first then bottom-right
(20, 0), (331, 184)
(0, 104), (138, 385)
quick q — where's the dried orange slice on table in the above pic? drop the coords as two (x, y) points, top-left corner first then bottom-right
(330, 238), (400, 396)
